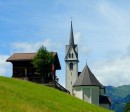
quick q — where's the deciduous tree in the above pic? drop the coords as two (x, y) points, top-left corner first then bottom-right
(32, 46), (54, 83)
(124, 102), (130, 112)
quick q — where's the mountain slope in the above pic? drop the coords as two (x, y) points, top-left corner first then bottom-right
(0, 76), (111, 112)
(106, 86), (130, 112)
(106, 85), (130, 98)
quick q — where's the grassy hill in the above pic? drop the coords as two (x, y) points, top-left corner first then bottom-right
(0, 76), (112, 112)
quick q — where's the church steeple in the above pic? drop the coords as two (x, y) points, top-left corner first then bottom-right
(65, 21), (78, 94)
(69, 21), (74, 47)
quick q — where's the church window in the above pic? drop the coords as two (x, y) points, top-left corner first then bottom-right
(69, 63), (73, 70)
(72, 53), (73, 58)
(69, 54), (71, 58)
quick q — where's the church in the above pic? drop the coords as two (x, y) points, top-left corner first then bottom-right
(65, 21), (111, 109)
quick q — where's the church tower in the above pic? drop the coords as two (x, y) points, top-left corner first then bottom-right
(65, 21), (79, 94)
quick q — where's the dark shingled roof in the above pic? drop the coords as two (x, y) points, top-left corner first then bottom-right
(69, 21), (74, 47)
(99, 95), (111, 105)
(73, 64), (104, 88)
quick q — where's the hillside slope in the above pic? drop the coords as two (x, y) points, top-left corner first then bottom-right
(106, 85), (130, 98)
(106, 86), (130, 112)
(0, 76), (111, 112)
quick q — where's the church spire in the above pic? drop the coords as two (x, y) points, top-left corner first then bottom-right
(69, 21), (74, 46)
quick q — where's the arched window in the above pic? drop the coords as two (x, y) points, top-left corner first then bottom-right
(72, 53), (73, 58)
(69, 63), (73, 70)
(69, 54), (71, 58)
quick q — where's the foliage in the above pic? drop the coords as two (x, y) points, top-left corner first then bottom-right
(124, 102), (130, 112)
(0, 76), (112, 112)
(32, 46), (54, 77)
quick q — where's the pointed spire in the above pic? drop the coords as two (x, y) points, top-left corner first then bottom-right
(69, 21), (74, 46)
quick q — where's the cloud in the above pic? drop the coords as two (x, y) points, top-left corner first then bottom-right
(1, 38), (63, 77)
(91, 49), (130, 87)
(0, 54), (11, 77)
(11, 38), (62, 53)
(98, 1), (130, 30)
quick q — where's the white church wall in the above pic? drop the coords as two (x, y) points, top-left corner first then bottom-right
(83, 87), (91, 103)
(82, 86), (99, 105)
(73, 86), (100, 105)
(99, 88), (105, 95)
(73, 87), (83, 100)
(91, 86), (99, 106)
(66, 61), (78, 94)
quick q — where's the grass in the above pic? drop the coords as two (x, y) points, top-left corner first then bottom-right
(0, 76), (112, 112)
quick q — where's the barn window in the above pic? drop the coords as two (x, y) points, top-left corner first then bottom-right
(69, 63), (73, 70)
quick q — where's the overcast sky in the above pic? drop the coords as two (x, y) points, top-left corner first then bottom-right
(1, 0), (130, 87)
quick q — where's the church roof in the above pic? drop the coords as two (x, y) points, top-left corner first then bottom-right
(65, 45), (78, 60)
(65, 21), (78, 60)
(69, 21), (74, 47)
(73, 63), (104, 88)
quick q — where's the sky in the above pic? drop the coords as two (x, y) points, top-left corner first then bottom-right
(1, 0), (130, 87)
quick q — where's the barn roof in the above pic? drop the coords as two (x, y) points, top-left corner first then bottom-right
(6, 52), (61, 70)
(73, 63), (104, 88)
(6, 52), (57, 61)
(6, 53), (36, 61)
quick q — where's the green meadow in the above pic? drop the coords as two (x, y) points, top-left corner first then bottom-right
(0, 76), (112, 112)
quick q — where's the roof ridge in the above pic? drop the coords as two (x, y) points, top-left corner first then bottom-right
(85, 65), (91, 85)
(81, 66), (86, 85)
(87, 66), (95, 85)
(13, 53), (36, 54)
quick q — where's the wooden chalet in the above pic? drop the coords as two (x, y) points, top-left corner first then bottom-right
(6, 52), (61, 84)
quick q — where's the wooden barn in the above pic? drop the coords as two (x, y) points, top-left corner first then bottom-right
(6, 52), (61, 84)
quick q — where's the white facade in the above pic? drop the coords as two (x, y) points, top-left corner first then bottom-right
(100, 88), (105, 95)
(65, 46), (78, 94)
(73, 86), (100, 106)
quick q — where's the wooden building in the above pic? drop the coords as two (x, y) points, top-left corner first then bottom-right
(6, 52), (61, 84)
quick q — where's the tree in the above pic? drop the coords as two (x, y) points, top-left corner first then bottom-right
(32, 45), (54, 83)
(124, 102), (130, 112)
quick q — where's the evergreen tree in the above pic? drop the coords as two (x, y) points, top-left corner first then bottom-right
(124, 102), (130, 112)
(32, 45), (54, 83)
